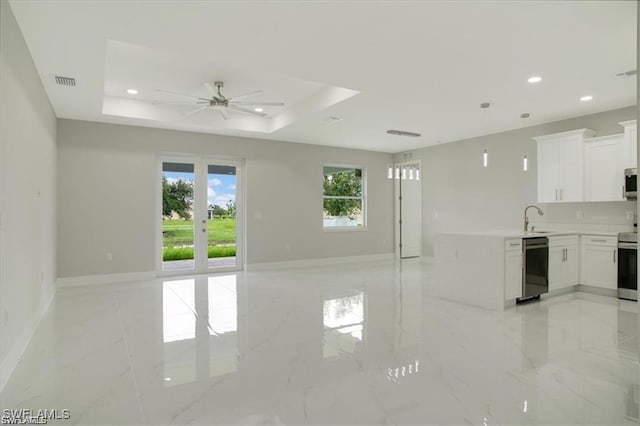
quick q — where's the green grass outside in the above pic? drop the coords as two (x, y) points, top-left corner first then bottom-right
(162, 217), (236, 261)
(163, 245), (236, 261)
(162, 217), (236, 246)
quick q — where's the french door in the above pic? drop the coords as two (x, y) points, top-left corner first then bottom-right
(158, 156), (243, 274)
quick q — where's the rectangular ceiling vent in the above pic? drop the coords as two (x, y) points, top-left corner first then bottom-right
(616, 69), (637, 78)
(54, 76), (76, 87)
(387, 129), (421, 138)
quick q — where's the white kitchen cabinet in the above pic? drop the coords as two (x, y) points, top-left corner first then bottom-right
(620, 120), (637, 169)
(584, 134), (625, 201)
(548, 236), (579, 291)
(535, 129), (595, 203)
(504, 239), (522, 301)
(580, 235), (617, 290)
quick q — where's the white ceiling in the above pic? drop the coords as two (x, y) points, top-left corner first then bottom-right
(9, 0), (637, 153)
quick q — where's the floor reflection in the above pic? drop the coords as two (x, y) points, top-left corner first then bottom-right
(323, 292), (365, 358)
(162, 275), (239, 386)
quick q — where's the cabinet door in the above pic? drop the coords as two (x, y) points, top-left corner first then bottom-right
(622, 122), (637, 169)
(630, 126), (637, 169)
(548, 247), (564, 291)
(584, 135), (624, 201)
(562, 245), (579, 287)
(560, 137), (584, 202)
(581, 245), (617, 289)
(537, 141), (561, 202)
(504, 251), (522, 300)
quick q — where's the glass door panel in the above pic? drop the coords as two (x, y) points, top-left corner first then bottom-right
(162, 162), (196, 272)
(206, 164), (238, 269)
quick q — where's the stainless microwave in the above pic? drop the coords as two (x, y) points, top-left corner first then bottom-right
(625, 168), (637, 199)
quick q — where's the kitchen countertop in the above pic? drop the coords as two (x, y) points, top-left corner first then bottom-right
(438, 229), (621, 239)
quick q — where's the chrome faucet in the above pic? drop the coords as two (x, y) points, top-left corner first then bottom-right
(523, 205), (544, 233)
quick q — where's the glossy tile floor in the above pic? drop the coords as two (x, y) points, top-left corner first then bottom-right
(1, 259), (638, 425)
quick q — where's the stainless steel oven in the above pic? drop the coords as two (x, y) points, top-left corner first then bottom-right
(624, 168), (637, 200)
(618, 232), (637, 301)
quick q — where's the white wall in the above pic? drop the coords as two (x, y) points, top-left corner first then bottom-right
(398, 106), (637, 257)
(57, 120), (394, 277)
(0, 1), (58, 390)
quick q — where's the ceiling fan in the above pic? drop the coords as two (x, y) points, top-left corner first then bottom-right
(154, 81), (284, 120)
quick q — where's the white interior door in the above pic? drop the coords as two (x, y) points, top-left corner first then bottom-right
(395, 162), (422, 259)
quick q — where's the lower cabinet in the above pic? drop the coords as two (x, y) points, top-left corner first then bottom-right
(580, 235), (617, 289)
(548, 236), (579, 291)
(504, 239), (522, 300)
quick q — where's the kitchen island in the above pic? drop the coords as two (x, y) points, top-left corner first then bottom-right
(434, 229), (622, 311)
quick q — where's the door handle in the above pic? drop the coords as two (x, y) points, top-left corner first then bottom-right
(202, 228), (206, 233)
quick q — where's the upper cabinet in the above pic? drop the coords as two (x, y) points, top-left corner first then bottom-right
(620, 120), (637, 169)
(535, 129), (595, 203)
(584, 134), (625, 201)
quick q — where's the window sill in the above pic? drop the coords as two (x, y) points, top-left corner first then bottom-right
(323, 227), (368, 232)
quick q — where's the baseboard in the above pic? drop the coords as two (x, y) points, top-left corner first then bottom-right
(56, 271), (156, 288)
(246, 253), (394, 271)
(0, 285), (55, 392)
(576, 284), (618, 298)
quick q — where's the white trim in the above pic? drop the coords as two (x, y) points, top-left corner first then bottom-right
(246, 253), (394, 271)
(0, 287), (55, 391)
(575, 284), (618, 298)
(56, 271), (156, 288)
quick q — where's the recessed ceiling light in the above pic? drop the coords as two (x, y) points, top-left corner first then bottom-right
(580, 95), (593, 102)
(127, 89), (138, 95)
(527, 76), (542, 83)
(520, 113), (530, 118)
(254, 107), (263, 112)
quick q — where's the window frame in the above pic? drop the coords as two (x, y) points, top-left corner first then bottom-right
(322, 164), (367, 231)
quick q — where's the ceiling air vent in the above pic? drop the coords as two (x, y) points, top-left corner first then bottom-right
(616, 70), (637, 78)
(387, 130), (421, 138)
(54, 76), (76, 87)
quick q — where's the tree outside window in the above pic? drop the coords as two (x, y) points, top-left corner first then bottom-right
(323, 166), (365, 228)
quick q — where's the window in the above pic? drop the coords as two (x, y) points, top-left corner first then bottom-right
(323, 165), (365, 229)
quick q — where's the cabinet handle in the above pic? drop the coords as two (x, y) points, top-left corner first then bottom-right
(563, 248), (567, 262)
(591, 239), (607, 243)
(510, 242), (520, 247)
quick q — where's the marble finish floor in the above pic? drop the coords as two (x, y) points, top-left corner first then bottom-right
(1, 260), (638, 425)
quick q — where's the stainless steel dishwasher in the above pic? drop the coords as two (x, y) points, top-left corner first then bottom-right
(518, 237), (549, 302)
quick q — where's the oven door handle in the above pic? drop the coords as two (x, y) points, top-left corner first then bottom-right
(618, 242), (638, 249)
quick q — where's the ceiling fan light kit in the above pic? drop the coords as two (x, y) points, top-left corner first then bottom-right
(155, 81), (284, 120)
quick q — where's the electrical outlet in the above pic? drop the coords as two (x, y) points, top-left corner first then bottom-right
(106, 252), (113, 261)
(576, 211), (583, 220)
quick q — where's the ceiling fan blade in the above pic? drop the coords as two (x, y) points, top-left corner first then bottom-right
(229, 90), (263, 101)
(227, 104), (267, 117)
(152, 100), (209, 105)
(156, 89), (210, 101)
(183, 105), (210, 116)
(230, 101), (285, 107)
